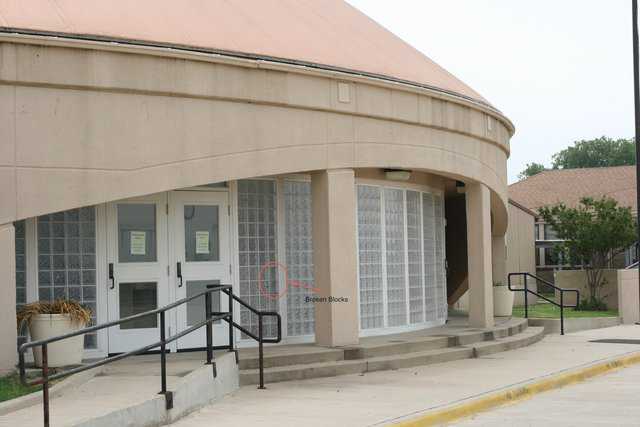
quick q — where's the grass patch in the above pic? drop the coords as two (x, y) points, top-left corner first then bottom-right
(0, 373), (40, 402)
(512, 303), (618, 319)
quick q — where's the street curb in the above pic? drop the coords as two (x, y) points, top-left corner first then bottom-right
(390, 351), (640, 426)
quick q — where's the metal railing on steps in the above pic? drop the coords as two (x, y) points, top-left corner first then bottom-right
(18, 284), (281, 427)
(507, 272), (580, 336)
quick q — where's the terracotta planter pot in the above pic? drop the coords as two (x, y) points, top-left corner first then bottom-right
(493, 286), (515, 317)
(29, 314), (85, 368)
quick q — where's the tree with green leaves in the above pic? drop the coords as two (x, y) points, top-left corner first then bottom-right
(538, 197), (636, 309)
(517, 162), (546, 180)
(552, 137), (636, 169)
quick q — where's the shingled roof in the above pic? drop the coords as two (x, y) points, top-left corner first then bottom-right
(509, 165), (637, 214)
(0, 0), (489, 106)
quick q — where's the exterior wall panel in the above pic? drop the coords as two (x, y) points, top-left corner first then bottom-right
(0, 40), (511, 228)
(506, 202), (537, 305)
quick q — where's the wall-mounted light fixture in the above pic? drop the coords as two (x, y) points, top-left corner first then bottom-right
(456, 180), (466, 194)
(384, 169), (412, 181)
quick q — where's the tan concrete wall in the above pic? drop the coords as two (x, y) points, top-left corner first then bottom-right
(506, 202), (536, 305)
(555, 269), (619, 309)
(0, 224), (17, 373)
(0, 39), (511, 229)
(617, 269), (639, 324)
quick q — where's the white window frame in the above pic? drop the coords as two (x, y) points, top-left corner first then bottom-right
(233, 176), (316, 347)
(355, 179), (447, 338)
(22, 206), (109, 359)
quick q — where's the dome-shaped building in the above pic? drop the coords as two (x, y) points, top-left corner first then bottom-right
(0, 0), (513, 367)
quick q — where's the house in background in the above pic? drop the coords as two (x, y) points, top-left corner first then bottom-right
(509, 165), (638, 285)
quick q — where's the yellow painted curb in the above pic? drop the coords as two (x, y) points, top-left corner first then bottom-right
(391, 351), (640, 426)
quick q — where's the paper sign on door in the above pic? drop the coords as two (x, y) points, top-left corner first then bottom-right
(130, 231), (146, 255)
(195, 231), (210, 254)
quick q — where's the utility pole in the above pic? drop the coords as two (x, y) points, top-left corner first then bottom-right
(633, 0), (640, 320)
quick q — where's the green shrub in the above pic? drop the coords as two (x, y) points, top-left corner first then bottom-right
(578, 297), (608, 311)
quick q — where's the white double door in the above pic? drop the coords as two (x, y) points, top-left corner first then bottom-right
(106, 190), (231, 354)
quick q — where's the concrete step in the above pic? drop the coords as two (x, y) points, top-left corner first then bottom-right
(240, 323), (543, 386)
(471, 326), (545, 357)
(450, 319), (528, 345)
(238, 346), (344, 370)
(238, 318), (529, 370)
(240, 359), (367, 385)
(343, 335), (453, 360)
(365, 346), (474, 372)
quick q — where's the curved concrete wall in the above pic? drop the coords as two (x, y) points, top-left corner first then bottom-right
(0, 36), (512, 228)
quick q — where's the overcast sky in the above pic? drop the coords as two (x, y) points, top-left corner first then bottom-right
(346, 0), (635, 183)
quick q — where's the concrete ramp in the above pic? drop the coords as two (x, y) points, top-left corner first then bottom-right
(0, 352), (238, 427)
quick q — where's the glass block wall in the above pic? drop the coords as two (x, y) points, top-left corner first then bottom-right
(384, 188), (407, 327)
(356, 186), (384, 330)
(37, 207), (97, 348)
(283, 181), (315, 336)
(237, 180), (279, 338)
(422, 194), (438, 321)
(357, 185), (447, 330)
(15, 220), (26, 346)
(406, 191), (424, 324)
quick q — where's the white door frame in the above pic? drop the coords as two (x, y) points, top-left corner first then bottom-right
(106, 193), (170, 354)
(169, 190), (232, 349)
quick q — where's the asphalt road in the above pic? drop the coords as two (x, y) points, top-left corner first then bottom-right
(455, 362), (640, 426)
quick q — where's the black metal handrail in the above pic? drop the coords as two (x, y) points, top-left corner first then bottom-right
(507, 272), (580, 335)
(209, 285), (281, 390)
(18, 284), (281, 427)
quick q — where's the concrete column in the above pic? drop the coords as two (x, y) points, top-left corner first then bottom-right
(311, 169), (359, 347)
(466, 183), (494, 328)
(617, 269), (640, 324)
(0, 223), (17, 374)
(492, 234), (507, 286)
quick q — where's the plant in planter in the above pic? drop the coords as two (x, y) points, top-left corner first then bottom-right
(493, 281), (514, 317)
(17, 300), (91, 368)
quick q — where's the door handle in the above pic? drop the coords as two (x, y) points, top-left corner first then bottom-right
(177, 262), (183, 287)
(108, 263), (115, 290)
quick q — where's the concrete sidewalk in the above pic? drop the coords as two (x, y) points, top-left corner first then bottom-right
(172, 325), (640, 427)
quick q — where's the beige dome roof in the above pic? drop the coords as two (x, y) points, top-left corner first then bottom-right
(0, 0), (489, 105)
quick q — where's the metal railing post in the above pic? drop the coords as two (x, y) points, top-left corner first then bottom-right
(524, 274), (529, 318)
(18, 350), (25, 381)
(258, 315), (265, 390)
(228, 290), (234, 354)
(159, 311), (167, 395)
(560, 292), (565, 336)
(42, 344), (50, 427)
(205, 292), (213, 365)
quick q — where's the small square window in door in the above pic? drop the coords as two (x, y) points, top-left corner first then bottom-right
(184, 205), (219, 262)
(117, 204), (157, 263)
(187, 280), (221, 326)
(119, 282), (158, 329)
